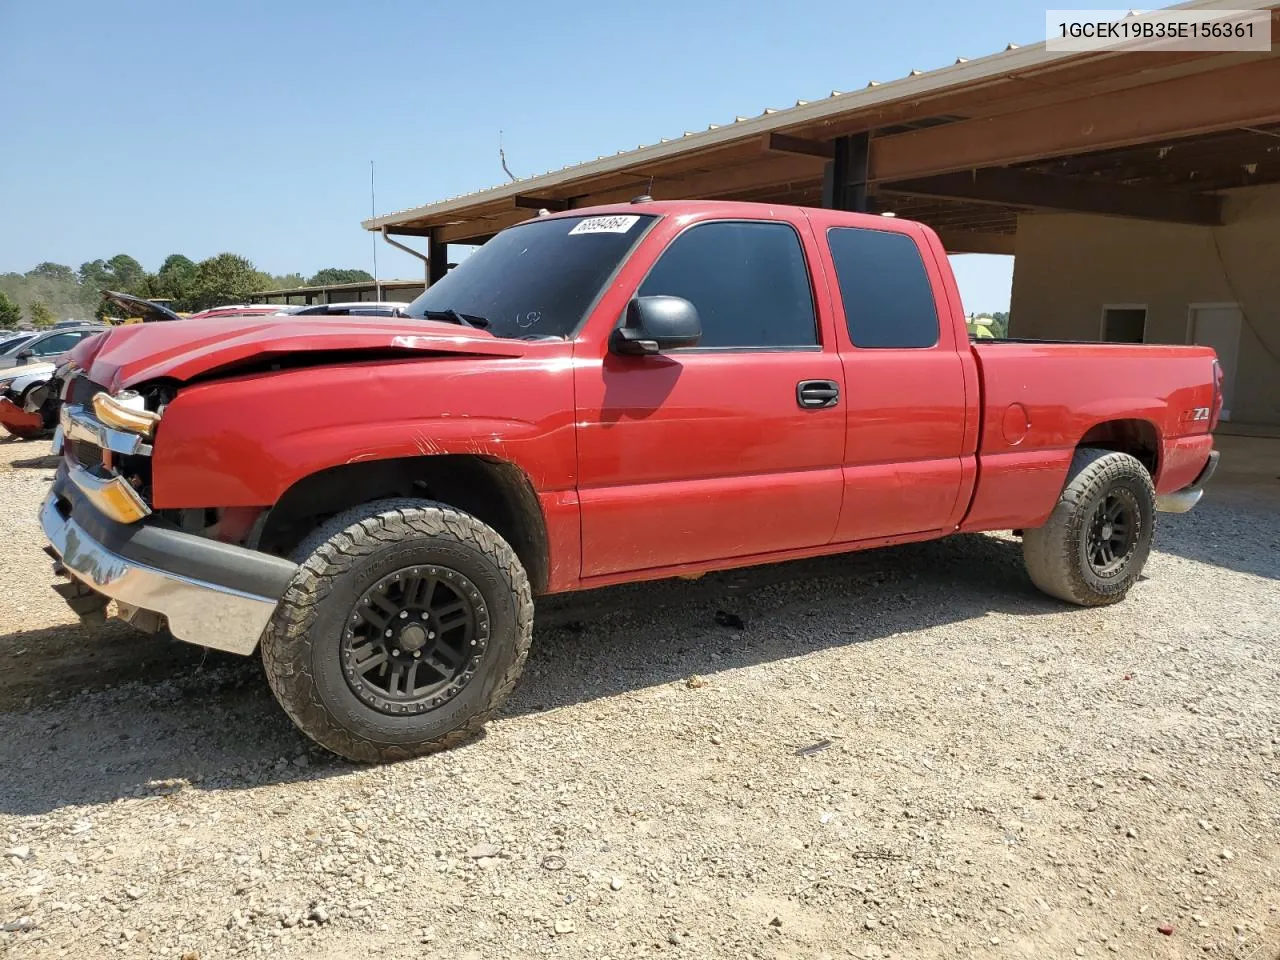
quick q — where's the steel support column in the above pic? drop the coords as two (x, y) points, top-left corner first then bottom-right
(821, 132), (871, 212)
(428, 228), (447, 286)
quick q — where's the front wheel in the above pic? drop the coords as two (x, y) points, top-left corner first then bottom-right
(1022, 448), (1156, 607)
(261, 499), (533, 762)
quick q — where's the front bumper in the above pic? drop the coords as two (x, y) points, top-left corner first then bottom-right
(1155, 449), (1219, 513)
(41, 463), (297, 655)
(0, 396), (44, 437)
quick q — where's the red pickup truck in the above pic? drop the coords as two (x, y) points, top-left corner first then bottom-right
(40, 200), (1222, 761)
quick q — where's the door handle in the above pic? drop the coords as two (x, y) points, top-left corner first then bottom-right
(796, 379), (840, 409)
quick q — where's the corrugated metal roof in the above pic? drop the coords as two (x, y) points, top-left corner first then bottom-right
(364, 0), (1278, 231)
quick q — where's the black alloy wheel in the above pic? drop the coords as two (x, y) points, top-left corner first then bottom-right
(1085, 489), (1139, 578)
(342, 565), (489, 715)
(1021, 447), (1156, 607)
(260, 498), (533, 763)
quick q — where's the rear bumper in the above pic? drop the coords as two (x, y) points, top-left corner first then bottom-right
(41, 463), (297, 655)
(1155, 449), (1219, 513)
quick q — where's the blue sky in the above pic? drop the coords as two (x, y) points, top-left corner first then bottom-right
(0, 0), (1049, 312)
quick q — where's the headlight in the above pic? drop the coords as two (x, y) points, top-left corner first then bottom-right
(93, 390), (161, 437)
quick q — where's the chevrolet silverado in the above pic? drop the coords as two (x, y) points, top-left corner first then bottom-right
(38, 200), (1222, 761)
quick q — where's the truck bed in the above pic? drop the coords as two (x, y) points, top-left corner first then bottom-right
(962, 339), (1218, 531)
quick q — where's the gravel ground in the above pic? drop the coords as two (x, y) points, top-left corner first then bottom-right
(1, 434), (1277, 960)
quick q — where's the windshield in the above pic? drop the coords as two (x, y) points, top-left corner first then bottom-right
(404, 213), (656, 339)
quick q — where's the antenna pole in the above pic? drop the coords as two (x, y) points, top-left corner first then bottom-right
(370, 161), (380, 301)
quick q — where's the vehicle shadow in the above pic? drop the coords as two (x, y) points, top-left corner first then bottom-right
(10, 453), (60, 470)
(0, 532), (1058, 817)
(505, 532), (1056, 716)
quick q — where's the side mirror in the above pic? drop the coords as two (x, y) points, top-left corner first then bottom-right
(16, 349), (33, 363)
(610, 296), (702, 356)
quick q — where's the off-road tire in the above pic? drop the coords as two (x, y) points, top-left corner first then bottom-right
(261, 498), (533, 762)
(1022, 448), (1156, 607)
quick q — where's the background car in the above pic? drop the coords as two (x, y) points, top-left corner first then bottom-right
(287, 301), (406, 317)
(0, 325), (105, 371)
(185, 304), (291, 320)
(0, 332), (38, 356)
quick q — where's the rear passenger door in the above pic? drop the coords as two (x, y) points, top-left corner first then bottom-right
(574, 217), (846, 578)
(808, 217), (971, 542)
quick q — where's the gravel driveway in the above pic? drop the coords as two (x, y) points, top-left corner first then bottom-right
(1, 435), (1276, 960)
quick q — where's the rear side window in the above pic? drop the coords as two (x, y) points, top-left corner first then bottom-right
(827, 227), (939, 348)
(638, 221), (816, 348)
(31, 332), (82, 356)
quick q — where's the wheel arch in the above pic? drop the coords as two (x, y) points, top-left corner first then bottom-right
(257, 454), (550, 594)
(1076, 418), (1161, 480)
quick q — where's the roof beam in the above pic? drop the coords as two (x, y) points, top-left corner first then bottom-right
(935, 231), (1017, 255)
(431, 155), (825, 242)
(382, 225), (436, 237)
(868, 56), (1280, 182)
(764, 132), (834, 159)
(514, 195), (570, 211)
(882, 168), (1224, 225)
(586, 154), (824, 206)
(437, 209), (533, 243)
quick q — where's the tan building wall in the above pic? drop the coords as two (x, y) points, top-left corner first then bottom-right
(1009, 184), (1280, 426)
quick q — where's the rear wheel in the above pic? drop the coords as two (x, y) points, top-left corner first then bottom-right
(1022, 448), (1155, 606)
(260, 498), (533, 762)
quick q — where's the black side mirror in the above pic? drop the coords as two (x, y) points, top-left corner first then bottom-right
(16, 349), (33, 363)
(610, 296), (702, 356)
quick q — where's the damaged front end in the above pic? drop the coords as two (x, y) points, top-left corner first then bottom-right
(40, 370), (297, 654)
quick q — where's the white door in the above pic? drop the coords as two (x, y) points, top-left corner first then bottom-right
(1190, 305), (1241, 421)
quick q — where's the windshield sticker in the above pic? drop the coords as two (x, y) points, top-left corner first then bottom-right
(568, 215), (640, 236)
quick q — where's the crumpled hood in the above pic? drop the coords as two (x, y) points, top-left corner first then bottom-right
(68, 314), (529, 392)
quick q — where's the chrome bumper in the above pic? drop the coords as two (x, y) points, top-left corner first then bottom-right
(56, 402), (154, 522)
(40, 492), (282, 656)
(1155, 449), (1220, 514)
(60, 400), (153, 456)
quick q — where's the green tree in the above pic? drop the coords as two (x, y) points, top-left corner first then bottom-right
(27, 262), (78, 284)
(270, 272), (306, 290)
(29, 299), (57, 329)
(0, 290), (20, 330)
(151, 254), (199, 309)
(79, 259), (110, 290)
(308, 267), (373, 286)
(190, 253), (269, 310)
(79, 255), (147, 295)
(105, 254), (147, 293)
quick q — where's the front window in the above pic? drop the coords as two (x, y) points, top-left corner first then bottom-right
(637, 221), (817, 349)
(404, 213), (656, 340)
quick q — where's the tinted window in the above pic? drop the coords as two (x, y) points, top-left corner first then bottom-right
(406, 214), (655, 339)
(827, 228), (939, 348)
(31, 332), (83, 356)
(0, 334), (35, 356)
(638, 221), (816, 348)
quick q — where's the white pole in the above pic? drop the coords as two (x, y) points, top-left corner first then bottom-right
(371, 161), (380, 301)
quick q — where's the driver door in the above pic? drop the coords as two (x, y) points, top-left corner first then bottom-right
(573, 216), (846, 579)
